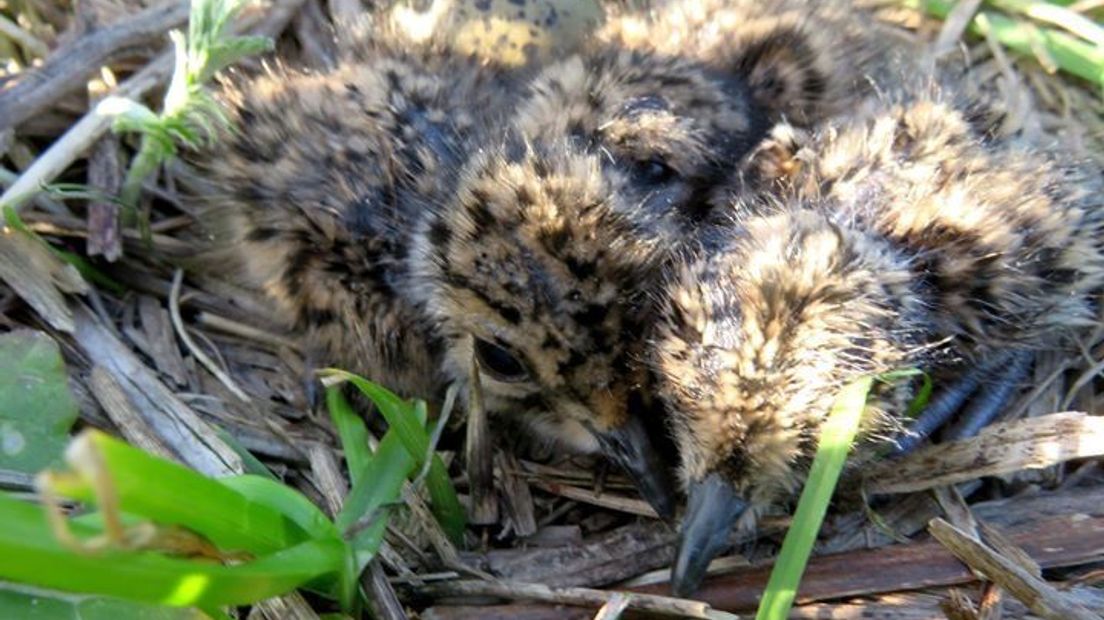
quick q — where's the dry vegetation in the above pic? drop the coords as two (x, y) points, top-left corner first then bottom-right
(0, 0), (1103, 618)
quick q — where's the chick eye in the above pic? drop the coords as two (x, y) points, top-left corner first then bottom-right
(635, 158), (677, 185)
(474, 338), (529, 382)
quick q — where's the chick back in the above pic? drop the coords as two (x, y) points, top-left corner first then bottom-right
(193, 35), (519, 398)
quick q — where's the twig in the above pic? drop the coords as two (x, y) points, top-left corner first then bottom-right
(629, 488), (1104, 611)
(169, 268), (251, 402)
(929, 518), (1099, 620)
(867, 412), (1104, 493)
(592, 593), (630, 620)
(195, 311), (300, 350)
(0, 13), (50, 58)
(419, 580), (735, 619)
(530, 480), (657, 518)
(0, 1), (190, 132)
(0, 0), (307, 213)
(466, 346), (498, 525)
(0, 54), (173, 212)
(931, 0), (984, 58)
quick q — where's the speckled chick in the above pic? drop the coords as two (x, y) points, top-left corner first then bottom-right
(511, 0), (906, 241)
(196, 21), (521, 402)
(408, 138), (679, 515)
(653, 81), (1104, 594)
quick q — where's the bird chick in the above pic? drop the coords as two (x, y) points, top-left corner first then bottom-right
(195, 26), (683, 516)
(196, 24), (521, 401)
(409, 138), (679, 516)
(653, 83), (1104, 594)
(512, 0), (904, 241)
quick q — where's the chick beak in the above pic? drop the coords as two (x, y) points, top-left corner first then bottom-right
(593, 413), (679, 521)
(671, 473), (749, 597)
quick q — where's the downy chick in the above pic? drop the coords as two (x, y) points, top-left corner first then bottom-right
(652, 82), (1104, 594)
(196, 19), (522, 401)
(513, 0), (904, 241)
(407, 1), (899, 513)
(408, 139), (679, 516)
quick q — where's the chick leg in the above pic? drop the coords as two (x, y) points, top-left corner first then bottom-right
(890, 350), (1017, 455)
(944, 350), (1034, 441)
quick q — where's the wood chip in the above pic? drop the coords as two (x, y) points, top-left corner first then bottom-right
(929, 518), (1099, 620)
(867, 412), (1104, 493)
(88, 365), (177, 461)
(630, 487), (1104, 611)
(496, 450), (537, 537)
(85, 75), (123, 262)
(306, 442), (347, 518)
(252, 591), (321, 620)
(365, 559), (409, 620)
(419, 579), (734, 619)
(466, 352), (498, 525)
(137, 295), (189, 386)
(486, 521), (675, 588)
(0, 228), (88, 333)
(72, 304), (242, 476)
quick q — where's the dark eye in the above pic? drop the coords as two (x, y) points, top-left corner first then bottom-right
(635, 158), (677, 185)
(474, 338), (529, 382)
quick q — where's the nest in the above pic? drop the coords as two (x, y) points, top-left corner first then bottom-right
(0, 0), (1102, 618)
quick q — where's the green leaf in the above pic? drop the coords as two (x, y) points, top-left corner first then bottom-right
(218, 475), (339, 542)
(424, 455), (466, 543)
(337, 430), (414, 569)
(0, 493), (345, 608)
(756, 375), (874, 620)
(0, 330), (79, 473)
(322, 370), (427, 463)
(323, 372), (466, 542)
(212, 428), (278, 481)
(49, 431), (307, 555)
(0, 583), (207, 620)
(325, 387), (372, 487)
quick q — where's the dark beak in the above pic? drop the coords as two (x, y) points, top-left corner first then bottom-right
(593, 414), (679, 521)
(671, 473), (748, 597)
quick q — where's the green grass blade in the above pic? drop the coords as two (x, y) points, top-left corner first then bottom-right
(424, 456), (466, 543)
(323, 372), (466, 542)
(49, 431), (306, 554)
(0, 494), (344, 608)
(412, 398), (466, 542)
(755, 376), (874, 620)
(0, 582), (209, 619)
(321, 370), (427, 462)
(325, 386), (372, 486)
(217, 475), (340, 542)
(336, 429), (414, 567)
(913, 0), (1104, 85)
(212, 428), (278, 481)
